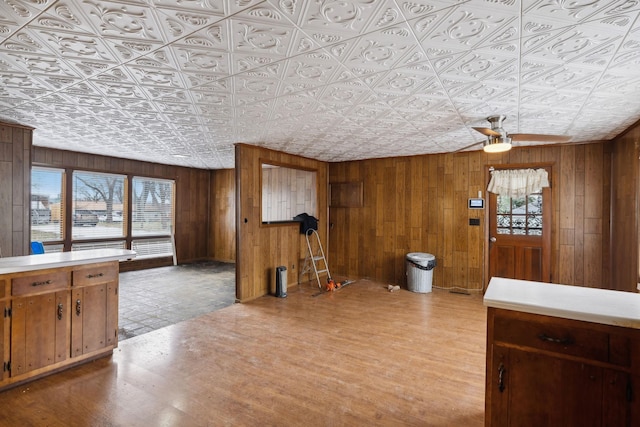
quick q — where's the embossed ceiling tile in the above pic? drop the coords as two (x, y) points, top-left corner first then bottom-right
(315, 79), (370, 106)
(146, 0), (229, 17)
(521, 63), (602, 92)
(27, 1), (97, 35)
(416, 3), (518, 52)
(279, 51), (342, 87)
(123, 63), (187, 91)
(594, 74), (640, 99)
(522, 22), (626, 68)
(152, 6), (227, 40)
(340, 24), (421, 75)
(369, 66), (433, 97)
(435, 50), (519, 86)
(168, 45), (231, 81)
(297, 0), (390, 35)
(171, 19), (231, 53)
(90, 77), (147, 100)
(79, 0), (172, 43)
(229, 51), (285, 76)
(2, 28), (61, 60)
(524, 0), (630, 25)
(228, 9), (296, 57)
(233, 72), (281, 98)
(8, 50), (85, 82)
(191, 88), (232, 107)
(272, 94), (318, 116)
(0, 0), (49, 32)
(359, 0), (414, 33)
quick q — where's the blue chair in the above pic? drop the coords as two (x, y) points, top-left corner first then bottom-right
(30, 241), (45, 255)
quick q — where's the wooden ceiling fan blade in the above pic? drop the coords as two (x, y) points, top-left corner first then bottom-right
(473, 127), (501, 137)
(454, 141), (483, 153)
(510, 133), (571, 142)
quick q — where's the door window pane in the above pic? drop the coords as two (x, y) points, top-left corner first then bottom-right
(496, 193), (544, 236)
(31, 167), (64, 242)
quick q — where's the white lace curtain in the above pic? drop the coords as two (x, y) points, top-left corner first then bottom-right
(487, 168), (549, 198)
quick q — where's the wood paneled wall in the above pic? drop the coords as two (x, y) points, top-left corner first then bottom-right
(210, 168), (235, 262)
(32, 147), (211, 265)
(328, 142), (613, 291)
(611, 121), (640, 292)
(235, 144), (328, 302)
(0, 122), (32, 257)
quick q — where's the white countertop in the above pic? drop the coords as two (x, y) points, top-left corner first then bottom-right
(0, 249), (136, 275)
(484, 277), (640, 329)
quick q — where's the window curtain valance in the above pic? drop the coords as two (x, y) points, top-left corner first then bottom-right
(487, 168), (549, 198)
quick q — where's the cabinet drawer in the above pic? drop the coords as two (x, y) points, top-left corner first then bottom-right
(493, 313), (609, 363)
(12, 271), (70, 296)
(73, 263), (117, 287)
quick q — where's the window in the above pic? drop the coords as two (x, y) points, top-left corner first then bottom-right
(132, 177), (175, 259)
(72, 171), (126, 239)
(261, 163), (317, 223)
(31, 167), (175, 260)
(132, 177), (174, 236)
(496, 192), (543, 236)
(31, 167), (64, 242)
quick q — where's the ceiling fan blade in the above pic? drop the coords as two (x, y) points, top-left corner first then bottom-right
(454, 141), (483, 153)
(510, 133), (571, 142)
(473, 127), (501, 137)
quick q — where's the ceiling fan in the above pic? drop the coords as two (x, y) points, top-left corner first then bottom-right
(459, 115), (572, 153)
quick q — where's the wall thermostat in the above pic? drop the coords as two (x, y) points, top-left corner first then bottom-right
(468, 198), (485, 209)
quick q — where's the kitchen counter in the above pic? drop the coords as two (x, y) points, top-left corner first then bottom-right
(0, 248), (136, 391)
(484, 277), (640, 329)
(0, 249), (136, 274)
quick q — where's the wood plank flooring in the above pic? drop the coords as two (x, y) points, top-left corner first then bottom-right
(1, 280), (487, 426)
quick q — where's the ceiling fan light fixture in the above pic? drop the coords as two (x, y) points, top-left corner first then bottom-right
(483, 136), (512, 153)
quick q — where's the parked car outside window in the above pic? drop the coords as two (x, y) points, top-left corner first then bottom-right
(31, 208), (52, 225)
(73, 210), (99, 226)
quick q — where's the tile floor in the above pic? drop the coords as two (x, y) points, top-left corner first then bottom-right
(118, 261), (236, 341)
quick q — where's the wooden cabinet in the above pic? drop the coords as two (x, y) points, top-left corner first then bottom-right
(486, 308), (640, 426)
(11, 290), (70, 376)
(0, 258), (123, 391)
(1, 278), (9, 382)
(71, 262), (119, 357)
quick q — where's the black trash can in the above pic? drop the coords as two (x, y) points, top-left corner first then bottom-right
(275, 266), (287, 298)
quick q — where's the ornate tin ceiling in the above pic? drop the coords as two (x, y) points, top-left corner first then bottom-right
(1, 0), (639, 169)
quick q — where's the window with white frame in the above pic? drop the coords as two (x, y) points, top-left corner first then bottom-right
(131, 177), (175, 259)
(31, 167), (64, 243)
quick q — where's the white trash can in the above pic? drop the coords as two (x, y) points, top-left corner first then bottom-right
(406, 253), (436, 293)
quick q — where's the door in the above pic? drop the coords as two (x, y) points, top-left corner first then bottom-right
(488, 167), (551, 282)
(11, 291), (69, 376)
(71, 281), (118, 357)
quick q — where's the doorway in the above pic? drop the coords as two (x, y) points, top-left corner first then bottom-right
(487, 166), (552, 284)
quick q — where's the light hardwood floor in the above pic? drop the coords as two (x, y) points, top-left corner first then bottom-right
(2, 280), (487, 426)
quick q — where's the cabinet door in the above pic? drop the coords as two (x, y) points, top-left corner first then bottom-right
(492, 347), (604, 427)
(1, 301), (9, 382)
(71, 282), (118, 357)
(603, 370), (638, 426)
(11, 291), (70, 376)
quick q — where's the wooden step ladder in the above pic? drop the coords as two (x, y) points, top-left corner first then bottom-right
(301, 229), (331, 288)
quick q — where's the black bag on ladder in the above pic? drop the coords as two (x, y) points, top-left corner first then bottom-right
(293, 213), (318, 234)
